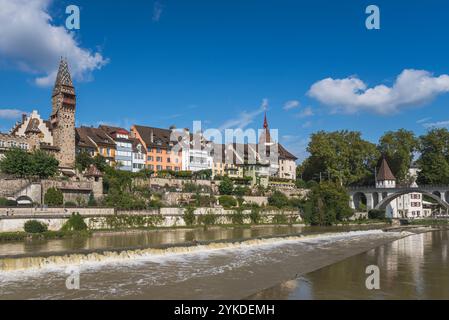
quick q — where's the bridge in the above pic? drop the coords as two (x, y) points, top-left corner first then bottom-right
(348, 185), (449, 212)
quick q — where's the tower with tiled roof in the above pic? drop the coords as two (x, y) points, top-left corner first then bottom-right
(50, 58), (76, 169)
(376, 157), (396, 188)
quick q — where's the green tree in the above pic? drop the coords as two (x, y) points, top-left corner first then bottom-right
(218, 195), (237, 208)
(268, 191), (290, 208)
(44, 187), (64, 206)
(302, 182), (352, 225)
(300, 131), (379, 186)
(378, 129), (418, 183)
(75, 151), (94, 172)
(218, 176), (234, 195)
(417, 128), (449, 185)
(30, 150), (59, 179)
(0, 148), (32, 178)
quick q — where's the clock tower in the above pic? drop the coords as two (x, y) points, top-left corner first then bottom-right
(51, 58), (76, 169)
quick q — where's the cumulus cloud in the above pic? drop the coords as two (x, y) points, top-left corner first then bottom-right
(283, 100), (300, 110)
(0, 109), (27, 119)
(308, 69), (449, 115)
(422, 120), (449, 128)
(219, 99), (268, 131)
(0, 0), (108, 86)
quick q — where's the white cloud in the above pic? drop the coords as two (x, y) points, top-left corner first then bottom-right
(417, 117), (432, 124)
(0, 0), (108, 86)
(0, 109), (27, 119)
(219, 99), (268, 131)
(283, 100), (300, 110)
(422, 120), (449, 128)
(296, 106), (314, 118)
(308, 69), (449, 115)
(153, 1), (164, 22)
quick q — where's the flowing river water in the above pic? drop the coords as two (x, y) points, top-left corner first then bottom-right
(0, 224), (446, 300)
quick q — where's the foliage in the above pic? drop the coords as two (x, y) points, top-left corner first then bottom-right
(299, 130), (379, 186)
(183, 206), (196, 226)
(61, 213), (88, 231)
(302, 182), (352, 226)
(0, 197), (18, 207)
(148, 199), (162, 209)
(368, 209), (386, 220)
(88, 193), (97, 207)
(268, 191), (290, 208)
(198, 211), (218, 226)
(231, 209), (245, 224)
(233, 185), (250, 197)
(218, 176), (234, 195)
(0, 148), (59, 179)
(218, 195), (237, 208)
(44, 187), (64, 206)
(417, 129), (449, 185)
(24, 220), (48, 233)
(194, 193), (215, 207)
(272, 213), (289, 224)
(64, 201), (77, 208)
(103, 214), (164, 229)
(378, 129), (418, 183)
(193, 169), (212, 180)
(249, 207), (261, 224)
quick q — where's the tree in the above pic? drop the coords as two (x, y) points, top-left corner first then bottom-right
(75, 151), (94, 172)
(0, 148), (59, 179)
(218, 176), (234, 195)
(268, 191), (290, 208)
(302, 182), (352, 225)
(44, 187), (64, 206)
(0, 148), (32, 178)
(30, 150), (59, 179)
(301, 131), (379, 186)
(378, 129), (418, 183)
(417, 128), (449, 185)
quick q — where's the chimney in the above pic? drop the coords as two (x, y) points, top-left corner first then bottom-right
(150, 130), (154, 143)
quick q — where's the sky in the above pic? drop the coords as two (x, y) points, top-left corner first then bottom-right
(1, 0), (449, 162)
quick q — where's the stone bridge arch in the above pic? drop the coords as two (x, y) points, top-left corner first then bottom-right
(375, 189), (449, 211)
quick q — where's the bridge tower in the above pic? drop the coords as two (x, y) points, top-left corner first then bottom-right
(376, 158), (396, 188)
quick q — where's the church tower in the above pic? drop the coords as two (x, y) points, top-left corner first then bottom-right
(51, 58), (76, 169)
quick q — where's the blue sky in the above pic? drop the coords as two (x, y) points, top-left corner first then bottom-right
(1, 0), (449, 161)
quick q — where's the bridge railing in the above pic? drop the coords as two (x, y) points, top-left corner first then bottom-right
(347, 185), (449, 191)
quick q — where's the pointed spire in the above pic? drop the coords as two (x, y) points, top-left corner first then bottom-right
(53, 57), (74, 96)
(377, 157), (396, 181)
(263, 111), (268, 129)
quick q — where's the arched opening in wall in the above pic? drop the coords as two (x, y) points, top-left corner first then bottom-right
(433, 191), (441, 199)
(353, 192), (367, 211)
(373, 193), (379, 207)
(16, 196), (33, 207)
(423, 194), (446, 217)
(445, 191), (449, 203)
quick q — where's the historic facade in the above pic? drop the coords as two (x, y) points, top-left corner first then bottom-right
(1, 58), (76, 172)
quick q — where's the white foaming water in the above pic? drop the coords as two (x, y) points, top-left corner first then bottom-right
(0, 229), (402, 279)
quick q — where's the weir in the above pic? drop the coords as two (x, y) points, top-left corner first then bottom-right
(0, 230), (392, 272)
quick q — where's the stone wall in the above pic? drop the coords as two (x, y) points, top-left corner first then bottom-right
(0, 207), (301, 232)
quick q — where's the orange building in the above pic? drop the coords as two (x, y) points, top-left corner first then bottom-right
(131, 125), (182, 172)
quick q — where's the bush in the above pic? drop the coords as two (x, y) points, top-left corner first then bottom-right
(272, 213), (289, 224)
(231, 209), (245, 225)
(0, 197), (17, 207)
(183, 206), (196, 226)
(88, 193), (97, 207)
(64, 201), (77, 208)
(219, 176), (234, 195)
(368, 209), (386, 220)
(148, 199), (162, 209)
(198, 211), (218, 226)
(249, 207), (261, 224)
(61, 213), (88, 231)
(268, 191), (290, 208)
(219, 195), (237, 208)
(24, 220), (48, 234)
(44, 187), (64, 206)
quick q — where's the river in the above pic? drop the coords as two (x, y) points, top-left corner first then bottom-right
(0, 224), (444, 300)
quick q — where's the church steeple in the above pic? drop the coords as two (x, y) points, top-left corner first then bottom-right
(261, 112), (271, 144)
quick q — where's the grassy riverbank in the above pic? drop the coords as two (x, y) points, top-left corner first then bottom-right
(0, 230), (91, 242)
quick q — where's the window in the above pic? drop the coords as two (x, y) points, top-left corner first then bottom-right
(167, 157), (171, 163)
(156, 157), (162, 162)
(148, 156), (153, 161)
(157, 165), (162, 171)
(148, 164), (154, 170)
(166, 166), (172, 170)
(147, 147), (152, 152)
(156, 148), (162, 154)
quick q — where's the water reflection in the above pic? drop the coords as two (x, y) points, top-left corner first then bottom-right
(252, 230), (449, 299)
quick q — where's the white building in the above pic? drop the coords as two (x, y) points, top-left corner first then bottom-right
(132, 139), (146, 173)
(180, 130), (213, 172)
